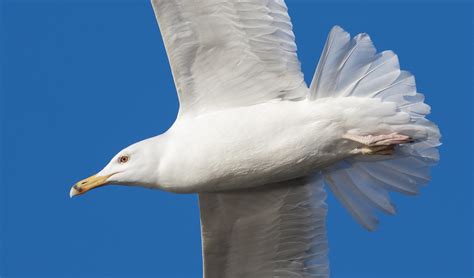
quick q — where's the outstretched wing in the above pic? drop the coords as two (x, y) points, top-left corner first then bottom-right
(151, 0), (307, 117)
(198, 176), (329, 278)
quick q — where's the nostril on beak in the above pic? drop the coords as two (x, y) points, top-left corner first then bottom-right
(81, 181), (87, 185)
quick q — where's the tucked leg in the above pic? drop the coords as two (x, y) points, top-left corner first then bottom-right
(344, 133), (413, 146)
(345, 133), (412, 156)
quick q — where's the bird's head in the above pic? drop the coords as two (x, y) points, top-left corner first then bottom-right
(69, 137), (163, 198)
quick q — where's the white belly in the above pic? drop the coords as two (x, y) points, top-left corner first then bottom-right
(158, 98), (388, 193)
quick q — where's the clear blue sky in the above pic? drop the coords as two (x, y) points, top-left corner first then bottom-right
(1, 0), (472, 277)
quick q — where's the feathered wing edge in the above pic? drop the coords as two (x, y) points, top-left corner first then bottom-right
(311, 26), (440, 230)
(151, 0), (308, 117)
(199, 175), (329, 278)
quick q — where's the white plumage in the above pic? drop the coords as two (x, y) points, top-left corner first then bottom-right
(70, 1), (440, 277)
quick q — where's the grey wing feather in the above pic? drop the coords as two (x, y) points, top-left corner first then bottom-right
(151, 0), (307, 117)
(199, 176), (329, 278)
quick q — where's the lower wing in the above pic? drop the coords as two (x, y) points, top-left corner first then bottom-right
(198, 175), (329, 278)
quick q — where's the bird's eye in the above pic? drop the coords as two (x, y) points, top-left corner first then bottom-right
(118, 155), (129, 164)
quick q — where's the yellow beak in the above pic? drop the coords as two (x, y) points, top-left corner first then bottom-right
(70, 174), (112, 198)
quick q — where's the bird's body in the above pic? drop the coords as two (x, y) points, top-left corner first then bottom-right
(70, 0), (440, 277)
(159, 97), (399, 193)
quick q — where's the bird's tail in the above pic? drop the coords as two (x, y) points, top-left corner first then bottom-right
(309, 26), (440, 230)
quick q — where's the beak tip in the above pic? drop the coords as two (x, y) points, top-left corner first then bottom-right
(69, 187), (79, 198)
(70, 174), (110, 198)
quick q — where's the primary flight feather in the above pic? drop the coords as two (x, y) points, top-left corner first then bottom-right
(70, 1), (440, 277)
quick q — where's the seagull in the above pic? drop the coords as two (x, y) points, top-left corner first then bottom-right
(70, 0), (440, 277)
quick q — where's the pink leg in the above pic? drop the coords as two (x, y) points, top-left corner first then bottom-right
(344, 133), (412, 156)
(343, 133), (413, 146)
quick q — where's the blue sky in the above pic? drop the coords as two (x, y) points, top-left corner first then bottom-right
(1, 0), (472, 277)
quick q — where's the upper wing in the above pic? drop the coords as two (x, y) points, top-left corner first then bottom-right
(151, 0), (307, 117)
(198, 176), (329, 278)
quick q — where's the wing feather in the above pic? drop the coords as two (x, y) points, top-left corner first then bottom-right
(199, 176), (329, 278)
(151, 0), (307, 117)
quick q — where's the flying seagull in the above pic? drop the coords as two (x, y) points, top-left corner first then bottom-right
(70, 0), (440, 277)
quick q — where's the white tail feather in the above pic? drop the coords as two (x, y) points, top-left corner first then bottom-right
(311, 26), (440, 230)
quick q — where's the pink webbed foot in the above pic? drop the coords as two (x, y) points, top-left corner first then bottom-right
(344, 133), (413, 156)
(344, 133), (413, 146)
